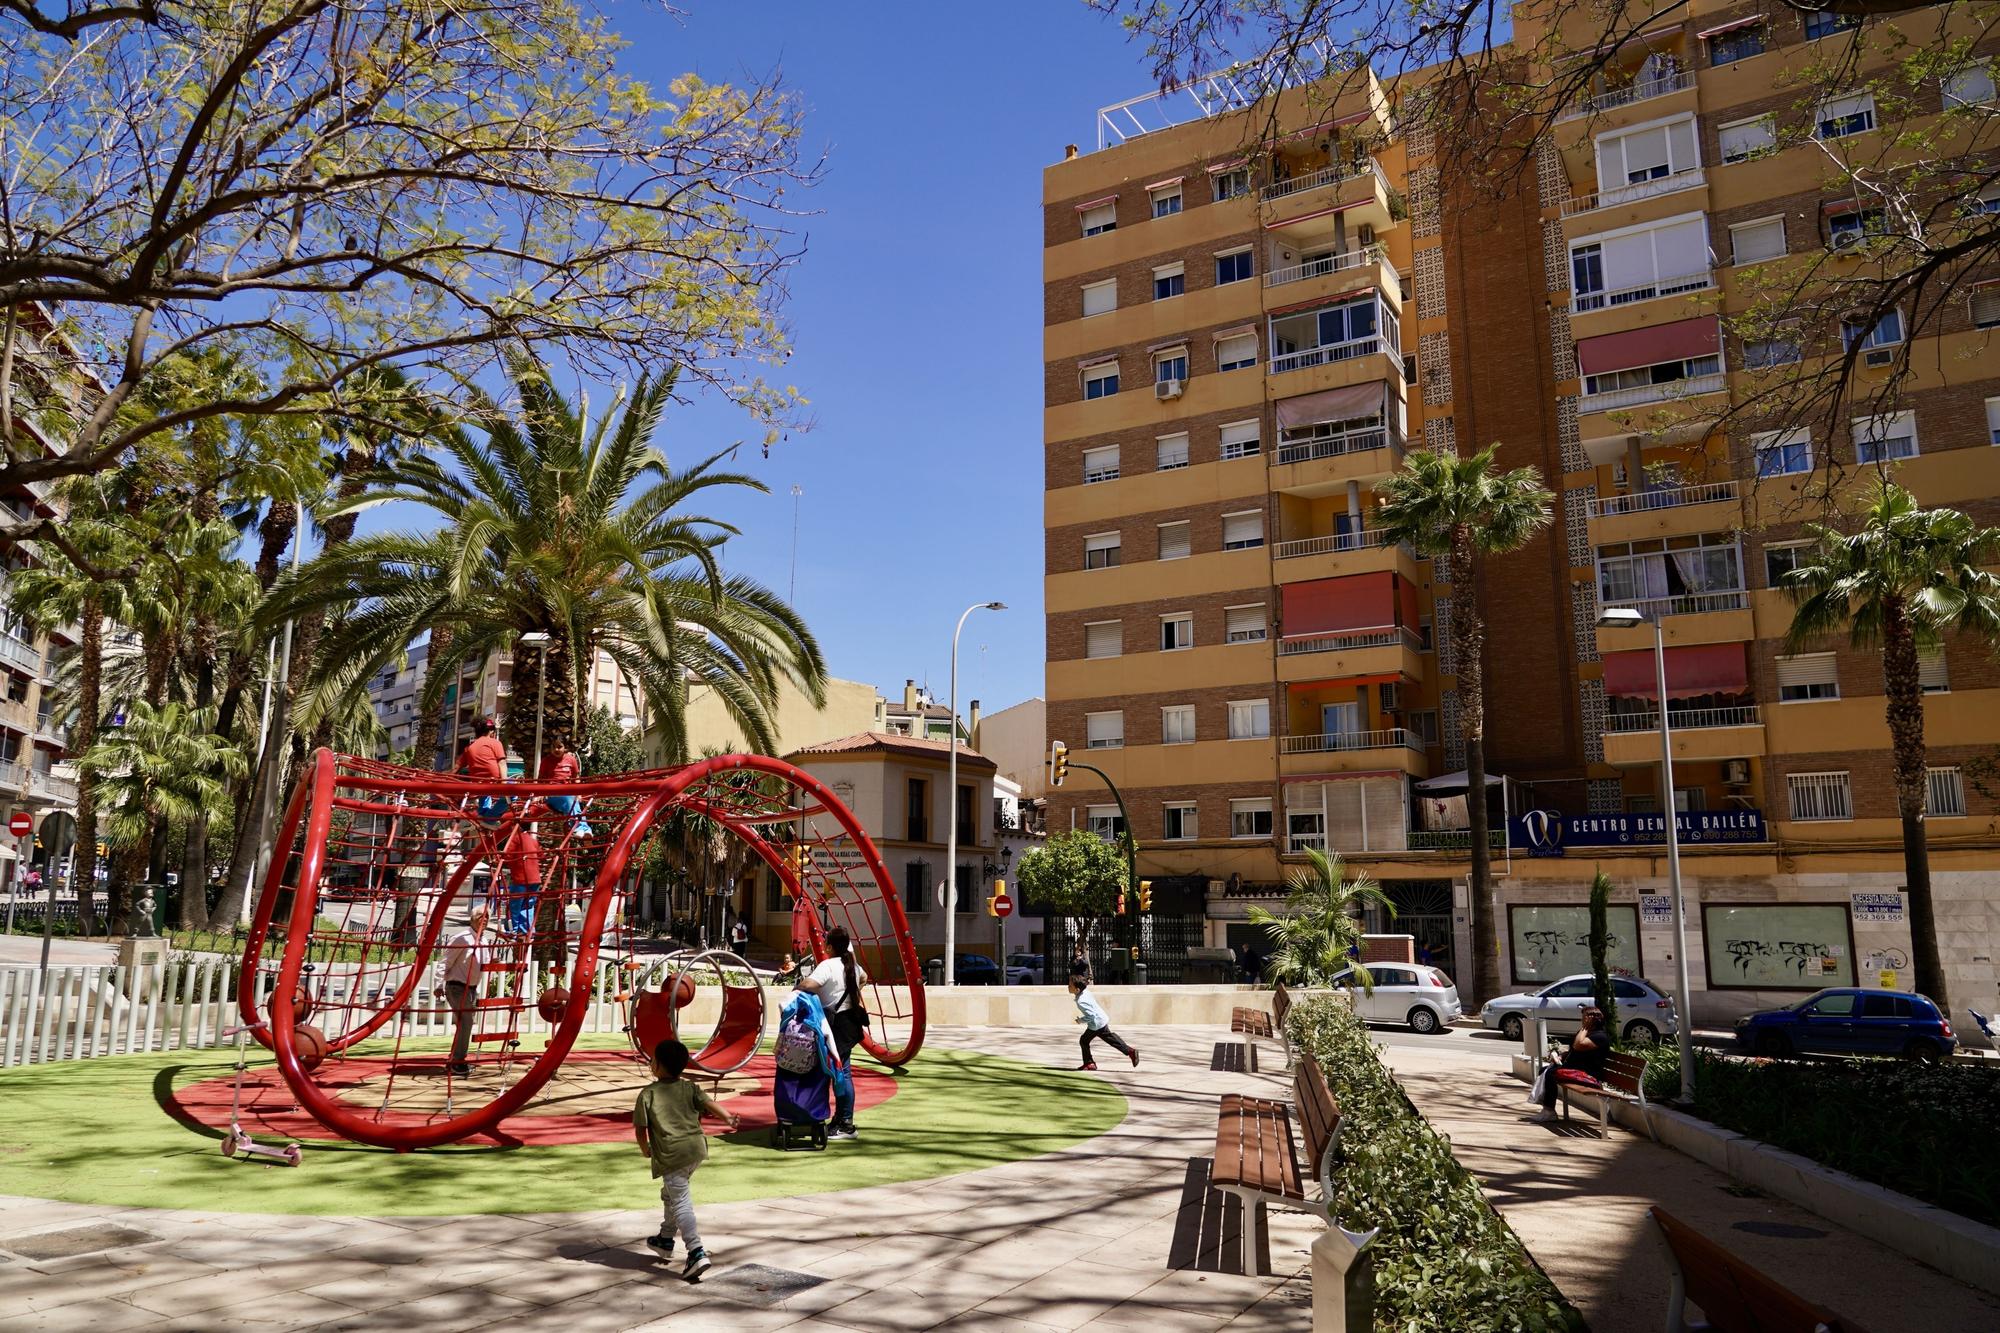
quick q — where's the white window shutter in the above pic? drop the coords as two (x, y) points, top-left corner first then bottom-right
(1918, 648), (1948, 691)
(1085, 622), (1121, 658)
(1158, 522), (1191, 560)
(1776, 654), (1837, 689)
(1082, 280), (1116, 317)
(1731, 218), (1785, 264)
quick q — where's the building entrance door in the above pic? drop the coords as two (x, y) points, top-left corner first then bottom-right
(1372, 879), (1455, 976)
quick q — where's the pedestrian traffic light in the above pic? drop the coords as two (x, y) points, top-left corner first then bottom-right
(1048, 740), (1069, 788)
(1138, 880), (1152, 912)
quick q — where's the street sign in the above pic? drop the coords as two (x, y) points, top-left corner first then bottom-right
(8, 811), (31, 837)
(992, 894), (1013, 918)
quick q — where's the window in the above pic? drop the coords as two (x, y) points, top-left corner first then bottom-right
(1862, 993), (1914, 1019)
(1227, 698), (1270, 740)
(1828, 207), (1885, 251)
(957, 783), (976, 843)
(1230, 798), (1274, 839)
(1161, 706), (1196, 745)
(1841, 308), (1903, 351)
(1221, 510), (1264, 550)
(1160, 613), (1193, 651)
(1150, 183), (1182, 218)
(1220, 420), (1261, 460)
(1594, 117), (1700, 191)
(1945, 63), (1998, 108)
(1596, 532), (1745, 609)
(1804, 10), (1860, 40)
(1083, 532), (1121, 570)
(1081, 445), (1120, 483)
(1571, 243), (1603, 305)
(1163, 802), (1199, 839)
(1212, 167), (1250, 201)
(907, 778), (929, 842)
(1408, 709), (1440, 746)
(1569, 214), (1712, 311)
(1158, 520), (1191, 561)
(1718, 115), (1776, 164)
(1988, 396), (2000, 445)
(1752, 428), (1816, 474)
(1730, 216), (1787, 265)
(1085, 804), (1125, 840)
(1154, 349), (1188, 384)
(1708, 22), (1764, 66)
(1764, 541), (1810, 586)
(1216, 332), (1257, 372)
(1215, 248), (1253, 284)
(1080, 201), (1116, 237)
(1153, 262), (1185, 300)
(1926, 767), (1967, 817)
(1083, 361), (1119, 399)
(1919, 647), (1949, 693)
(1085, 711), (1124, 749)
(1081, 279), (1117, 318)
(1776, 653), (1839, 703)
(1974, 185), (2000, 218)
(1815, 93), (1876, 140)
(1582, 352), (1720, 398)
(1787, 771), (1853, 821)
(1972, 284), (2000, 330)
(1156, 433), (1189, 470)
(903, 861), (931, 913)
(1743, 334), (1802, 369)
(1225, 604), (1267, 643)
(1084, 621), (1121, 659)
(1853, 411), (1917, 463)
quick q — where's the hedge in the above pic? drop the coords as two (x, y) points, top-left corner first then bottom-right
(1286, 994), (1584, 1332)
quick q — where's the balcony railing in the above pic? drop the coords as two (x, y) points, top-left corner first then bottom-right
(1587, 479), (1740, 518)
(1261, 157), (1390, 204)
(1406, 829), (1510, 852)
(1280, 728), (1419, 755)
(1572, 269), (1713, 313)
(1275, 529), (1398, 560)
(0, 634), (40, 674)
(0, 760), (25, 792)
(1600, 590), (1749, 618)
(1266, 243), (1390, 290)
(1558, 70), (1696, 122)
(1605, 704), (1762, 733)
(1274, 422), (1403, 467)
(1269, 335), (1397, 377)
(1287, 832), (1328, 854)
(1278, 626), (1425, 657)
(1561, 168), (1705, 218)
(35, 770), (77, 804)
(1579, 372), (1726, 414)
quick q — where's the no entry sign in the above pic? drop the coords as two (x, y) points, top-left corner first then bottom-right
(8, 812), (31, 838)
(992, 894), (1013, 918)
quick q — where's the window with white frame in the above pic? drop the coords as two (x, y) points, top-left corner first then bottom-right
(1085, 804), (1125, 840)
(1583, 350), (1720, 398)
(1227, 698), (1270, 740)
(1085, 710), (1124, 749)
(1764, 540), (1811, 586)
(1787, 771), (1853, 821)
(1926, 766), (1966, 817)
(1972, 283), (2000, 330)
(1776, 653), (1839, 702)
(1160, 613), (1193, 651)
(1569, 213), (1712, 311)
(1407, 709), (1440, 746)
(1841, 307), (1904, 351)
(1944, 62), (1996, 108)
(1157, 520), (1191, 560)
(1083, 361), (1120, 399)
(1083, 531), (1121, 570)
(1596, 532), (1744, 607)
(1804, 10), (1859, 40)
(1815, 92), (1876, 139)
(1161, 705), (1196, 745)
(1215, 247), (1253, 284)
(1919, 647), (1949, 693)
(1987, 396), (2000, 444)
(1230, 797), (1274, 838)
(1220, 420), (1262, 460)
(1708, 22), (1764, 66)
(1150, 182), (1183, 218)
(1216, 332), (1257, 371)
(1154, 347), (1188, 383)
(1081, 279), (1117, 318)
(1853, 411), (1917, 463)
(1080, 201), (1117, 237)
(1153, 262), (1185, 300)
(1156, 433), (1190, 470)
(1212, 167), (1250, 200)
(1744, 331), (1803, 369)
(1163, 801), (1199, 839)
(1594, 116), (1699, 191)
(1224, 604), (1267, 643)
(1221, 510), (1265, 550)
(1730, 216), (1787, 265)
(1081, 444), (1120, 483)
(1974, 184), (2000, 217)
(1718, 115), (1777, 164)
(1084, 621), (1121, 659)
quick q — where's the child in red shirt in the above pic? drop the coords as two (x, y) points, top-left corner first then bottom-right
(503, 824), (542, 936)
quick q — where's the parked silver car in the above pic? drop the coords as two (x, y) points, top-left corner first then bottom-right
(1005, 952), (1045, 985)
(1481, 973), (1678, 1045)
(1328, 963), (1463, 1035)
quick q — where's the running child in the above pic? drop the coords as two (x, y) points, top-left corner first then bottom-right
(1070, 976), (1139, 1070)
(633, 1038), (740, 1281)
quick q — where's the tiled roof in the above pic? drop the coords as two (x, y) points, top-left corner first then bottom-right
(788, 731), (997, 769)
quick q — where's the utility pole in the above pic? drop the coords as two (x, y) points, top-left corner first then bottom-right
(788, 484), (803, 603)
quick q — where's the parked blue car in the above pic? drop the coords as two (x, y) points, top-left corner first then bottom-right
(1734, 987), (1956, 1062)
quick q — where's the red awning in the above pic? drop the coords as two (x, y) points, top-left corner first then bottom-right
(1576, 316), (1720, 378)
(1399, 575), (1421, 636)
(1697, 15), (1761, 39)
(1276, 383), (1384, 431)
(1073, 195), (1116, 212)
(1282, 572), (1395, 637)
(1601, 643), (1748, 700)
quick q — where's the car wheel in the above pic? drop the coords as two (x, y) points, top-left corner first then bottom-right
(1755, 1030), (1790, 1058)
(1407, 1006), (1441, 1035)
(1499, 1014), (1524, 1042)
(1622, 1020), (1659, 1047)
(1903, 1040), (1942, 1064)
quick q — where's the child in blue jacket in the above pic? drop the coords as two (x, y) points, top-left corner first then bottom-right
(1070, 976), (1139, 1070)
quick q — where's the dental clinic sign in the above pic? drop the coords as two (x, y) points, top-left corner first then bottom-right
(1510, 808), (1766, 857)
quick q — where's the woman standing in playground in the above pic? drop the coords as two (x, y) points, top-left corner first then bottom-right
(795, 926), (867, 1141)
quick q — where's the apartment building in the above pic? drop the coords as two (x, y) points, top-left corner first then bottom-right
(1043, 4), (2000, 1023)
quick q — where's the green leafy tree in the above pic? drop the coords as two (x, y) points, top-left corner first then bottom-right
(1783, 483), (2000, 1016)
(1014, 828), (1130, 955)
(1249, 848), (1393, 988)
(1377, 445), (1553, 1005)
(1587, 870), (1618, 1035)
(580, 705), (647, 776)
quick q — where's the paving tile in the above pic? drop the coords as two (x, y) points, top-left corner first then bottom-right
(5, 1296), (162, 1331)
(302, 1286), (539, 1332)
(157, 1292), (359, 1328)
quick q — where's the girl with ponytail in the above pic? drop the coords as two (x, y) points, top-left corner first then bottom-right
(797, 925), (869, 1140)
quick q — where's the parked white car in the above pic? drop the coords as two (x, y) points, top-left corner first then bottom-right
(1480, 973), (1678, 1045)
(1005, 952), (1045, 985)
(1327, 963), (1463, 1035)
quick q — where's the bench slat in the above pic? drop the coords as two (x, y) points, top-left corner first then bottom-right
(1651, 1206), (1864, 1333)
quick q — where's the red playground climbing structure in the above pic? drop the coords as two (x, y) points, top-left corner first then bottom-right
(236, 750), (925, 1150)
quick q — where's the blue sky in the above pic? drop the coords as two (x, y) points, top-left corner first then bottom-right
(356, 2), (1167, 716)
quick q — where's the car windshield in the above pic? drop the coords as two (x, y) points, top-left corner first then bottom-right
(1787, 990), (1832, 1012)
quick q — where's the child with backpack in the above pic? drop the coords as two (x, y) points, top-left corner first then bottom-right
(633, 1038), (740, 1280)
(1070, 975), (1139, 1071)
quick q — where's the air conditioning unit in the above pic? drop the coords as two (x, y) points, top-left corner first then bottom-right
(1863, 347), (1895, 368)
(1723, 759), (1751, 785)
(1155, 379), (1184, 400)
(1378, 682), (1401, 712)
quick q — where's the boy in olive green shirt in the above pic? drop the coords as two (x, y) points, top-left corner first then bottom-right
(634, 1038), (739, 1281)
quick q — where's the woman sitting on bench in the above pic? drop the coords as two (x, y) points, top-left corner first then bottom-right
(1535, 1005), (1610, 1123)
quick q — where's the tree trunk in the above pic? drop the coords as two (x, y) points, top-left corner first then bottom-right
(503, 624), (577, 767)
(71, 590), (104, 935)
(412, 623), (453, 770)
(1881, 602), (1949, 1015)
(1451, 532), (1499, 1005)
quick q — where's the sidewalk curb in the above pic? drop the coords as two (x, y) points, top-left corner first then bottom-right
(1509, 1058), (2000, 1296)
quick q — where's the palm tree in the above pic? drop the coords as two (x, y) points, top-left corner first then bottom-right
(1376, 444), (1554, 1005)
(1783, 482), (2000, 1017)
(1249, 848), (1394, 987)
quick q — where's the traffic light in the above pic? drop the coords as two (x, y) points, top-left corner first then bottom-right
(1138, 880), (1153, 912)
(1048, 739), (1069, 788)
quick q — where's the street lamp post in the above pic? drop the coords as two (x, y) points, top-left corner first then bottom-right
(1599, 606), (1697, 1103)
(517, 632), (552, 782)
(944, 600), (1005, 986)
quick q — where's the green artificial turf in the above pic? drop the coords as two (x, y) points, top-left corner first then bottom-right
(0, 1040), (1125, 1216)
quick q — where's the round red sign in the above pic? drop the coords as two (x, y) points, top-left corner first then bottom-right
(8, 812), (31, 838)
(993, 894), (1014, 918)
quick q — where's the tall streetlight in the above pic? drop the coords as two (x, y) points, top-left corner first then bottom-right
(517, 632), (552, 780)
(1598, 605), (1696, 1103)
(944, 600), (1006, 986)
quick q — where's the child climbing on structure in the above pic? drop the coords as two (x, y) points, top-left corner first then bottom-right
(1070, 975), (1140, 1071)
(634, 1038), (740, 1281)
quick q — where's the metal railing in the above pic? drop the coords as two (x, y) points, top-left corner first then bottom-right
(1561, 169), (1705, 218)
(1274, 422), (1403, 466)
(1278, 625), (1425, 656)
(1406, 828), (1510, 852)
(1287, 832), (1328, 854)
(1587, 479), (1740, 518)
(0, 634), (40, 674)
(0, 760), (26, 792)
(1572, 269), (1713, 313)
(1558, 71), (1696, 122)
(1262, 157), (1390, 204)
(1266, 243), (1391, 289)
(1269, 335), (1396, 377)
(1578, 372), (1726, 414)
(33, 770), (77, 803)
(1605, 704), (1762, 733)
(1275, 529), (1398, 560)
(1601, 590), (1749, 618)
(1280, 728), (1419, 755)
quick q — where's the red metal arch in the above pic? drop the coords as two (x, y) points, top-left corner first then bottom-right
(238, 750), (924, 1150)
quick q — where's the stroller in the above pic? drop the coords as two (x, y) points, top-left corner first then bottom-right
(773, 991), (850, 1151)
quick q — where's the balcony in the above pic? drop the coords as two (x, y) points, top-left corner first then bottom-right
(1278, 728), (1427, 777)
(0, 634), (39, 674)
(1269, 335), (1398, 378)
(1272, 528), (1421, 584)
(1586, 480), (1738, 518)
(1557, 71), (1696, 122)
(1595, 594), (1756, 650)
(1269, 422), (1406, 494)
(0, 760), (24, 792)
(1586, 480), (1743, 544)
(1275, 528), (1397, 560)
(1572, 269), (1713, 315)
(1279, 625), (1423, 657)
(1276, 625), (1426, 685)
(1266, 243), (1389, 291)
(1603, 705), (1766, 764)
(1406, 828), (1510, 853)
(1561, 169), (1704, 220)
(34, 769), (77, 804)
(1577, 372), (1725, 417)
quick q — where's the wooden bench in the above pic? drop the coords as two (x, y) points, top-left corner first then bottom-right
(1230, 980), (1290, 1067)
(1211, 1046), (1341, 1273)
(1550, 1047), (1655, 1140)
(1650, 1206), (1873, 1332)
